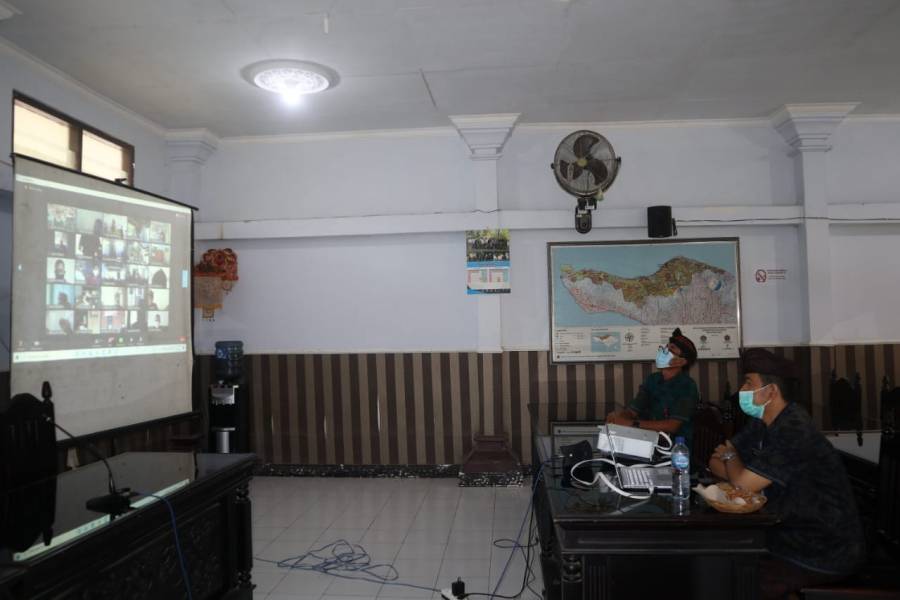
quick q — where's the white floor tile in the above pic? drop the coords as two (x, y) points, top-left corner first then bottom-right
(251, 570), (287, 595)
(396, 542), (446, 560)
(324, 574), (384, 597)
(248, 477), (534, 600)
(271, 571), (334, 596)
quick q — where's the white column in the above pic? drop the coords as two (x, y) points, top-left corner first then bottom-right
(772, 103), (857, 345)
(165, 129), (218, 206)
(449, 114), (520, 353)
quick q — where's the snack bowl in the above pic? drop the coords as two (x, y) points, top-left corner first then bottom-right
(705, 482), (767, 514)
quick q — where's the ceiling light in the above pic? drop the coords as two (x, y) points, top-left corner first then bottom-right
(242, 60), (339, 103)
(0, 0), (22, 21)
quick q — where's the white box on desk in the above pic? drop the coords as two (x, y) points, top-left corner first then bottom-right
(596, 424), (659, 462)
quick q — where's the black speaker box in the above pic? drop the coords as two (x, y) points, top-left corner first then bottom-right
(560, 440), (594, 487)
(647, 205), (676, 238)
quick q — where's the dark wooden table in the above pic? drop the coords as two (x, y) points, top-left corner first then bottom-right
(534, 436), (778, 600)
(1, 452), (256, 600)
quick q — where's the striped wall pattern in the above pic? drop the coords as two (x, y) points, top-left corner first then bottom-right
(193, 343), (900, 466)
(2, 343), (894, 470)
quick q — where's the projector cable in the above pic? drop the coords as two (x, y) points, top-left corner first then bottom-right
(134, 491), (193, 600)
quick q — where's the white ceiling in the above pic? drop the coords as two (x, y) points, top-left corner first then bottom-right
(2, 0), (899, 137)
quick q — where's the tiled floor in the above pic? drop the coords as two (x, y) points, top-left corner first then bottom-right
(249, 477), (543, 600)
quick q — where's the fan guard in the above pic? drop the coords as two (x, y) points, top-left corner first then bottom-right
(551, 130), (621, 198)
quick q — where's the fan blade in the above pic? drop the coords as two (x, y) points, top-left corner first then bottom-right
(585, 159), (609, 186)
(559, 160), (571, 179)
(573, 134), (598, 158)
(572, 165), (584, 180)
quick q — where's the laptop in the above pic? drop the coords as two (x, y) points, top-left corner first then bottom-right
(604, 424), (672, 491)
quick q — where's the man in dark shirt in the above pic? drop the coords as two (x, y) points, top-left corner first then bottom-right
(606, 328), (699, 447)
(709, 348), (865, 599)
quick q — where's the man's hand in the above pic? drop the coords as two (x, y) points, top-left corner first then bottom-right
(711, 440), (735, 461)
(606, 412), (627, 426)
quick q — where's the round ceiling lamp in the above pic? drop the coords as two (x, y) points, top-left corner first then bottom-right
(242, 60), (339, 105)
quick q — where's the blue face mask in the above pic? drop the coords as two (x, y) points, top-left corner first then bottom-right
(655, 347), (673, 369)
(738, 384), (771, 419)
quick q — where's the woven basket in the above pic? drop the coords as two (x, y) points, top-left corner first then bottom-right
(706, 482), (767, 514)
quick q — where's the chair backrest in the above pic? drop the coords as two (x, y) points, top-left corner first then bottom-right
(876, 432), (900, 556)
(0, 393), (58, 552)
(880, 379), (900, 432)
(692, 402), (734, 468)
(830, 371), (863, 431)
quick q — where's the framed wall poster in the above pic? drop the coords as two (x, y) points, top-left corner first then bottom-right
(548, 238), (742, 364)
(466, 229), (511, 294)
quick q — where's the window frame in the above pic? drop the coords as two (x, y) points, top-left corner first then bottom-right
(12, 91), (135, 186)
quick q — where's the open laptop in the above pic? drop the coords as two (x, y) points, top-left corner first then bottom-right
(604, 424), (672, 491)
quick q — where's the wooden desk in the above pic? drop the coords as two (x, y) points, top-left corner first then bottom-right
(1, 452), (256, 600)
(534, 436), (777, 600)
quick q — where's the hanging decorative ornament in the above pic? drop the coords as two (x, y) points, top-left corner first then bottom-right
(193, 271), (224, 320)
(193, 248), (238, 320)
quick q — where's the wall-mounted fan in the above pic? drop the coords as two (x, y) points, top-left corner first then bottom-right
(551, 130), (621, 233)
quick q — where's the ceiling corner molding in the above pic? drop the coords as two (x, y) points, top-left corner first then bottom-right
(0, 35), (167, 136)
(219, 126), (456, 145)
(771, 103), (859, 154)
(519, 116), (770, 132)
(448, 113), (521, 160)
(165, 129), (219, 165)
(0, 1), (21, 21)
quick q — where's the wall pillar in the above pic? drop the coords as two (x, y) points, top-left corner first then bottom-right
(449, 114), (520, 353)
(165, 129), (218, 206)
(772, 103), (857, 345)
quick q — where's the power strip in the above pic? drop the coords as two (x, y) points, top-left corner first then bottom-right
(441, 577), (466, 599)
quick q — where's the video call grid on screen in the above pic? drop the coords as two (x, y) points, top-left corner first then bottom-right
(13, 166), (191, 363)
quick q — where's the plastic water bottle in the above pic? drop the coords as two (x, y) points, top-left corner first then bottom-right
(672, 436), (691, 500)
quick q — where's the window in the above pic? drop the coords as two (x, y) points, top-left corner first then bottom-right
(12, 93), (134, 185)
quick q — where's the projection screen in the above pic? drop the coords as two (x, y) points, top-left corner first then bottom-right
(10, 156), (194, 438)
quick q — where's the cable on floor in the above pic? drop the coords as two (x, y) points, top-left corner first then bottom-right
(256, 539), (441, 594)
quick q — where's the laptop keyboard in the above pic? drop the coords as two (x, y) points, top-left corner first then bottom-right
(620, 467), (670, 489)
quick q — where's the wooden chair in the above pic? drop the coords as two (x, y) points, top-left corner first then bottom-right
(875, 432), (900, 558)
(881, 377), (900, 433)
(691, 381), (737, 469)
(802, 432), (900, 599)
(830, 370), (863, 433)
(692, 403), (733, 468)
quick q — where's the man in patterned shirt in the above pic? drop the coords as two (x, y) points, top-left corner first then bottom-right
(709, 348), (865, 599)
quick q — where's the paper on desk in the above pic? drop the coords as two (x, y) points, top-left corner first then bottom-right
(693, 483), (746, 505)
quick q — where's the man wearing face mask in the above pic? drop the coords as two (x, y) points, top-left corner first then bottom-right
(606, 328), (699, 447)
(709, 348), (864, 599)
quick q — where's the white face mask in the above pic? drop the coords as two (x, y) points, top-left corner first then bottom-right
(739, 384), (771, 419)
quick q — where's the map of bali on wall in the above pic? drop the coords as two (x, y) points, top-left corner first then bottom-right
(548, 238), (741, 363)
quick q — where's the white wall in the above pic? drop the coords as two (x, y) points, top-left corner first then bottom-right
(500, 122), (798, 210)
(827, 119), (900, 205)
(829, 224), (900, 342)
(199, 131), (473, 223)
(193, 118), (846, 353)
(0, 41), (169, 195)
(193, 233), (477, 354)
